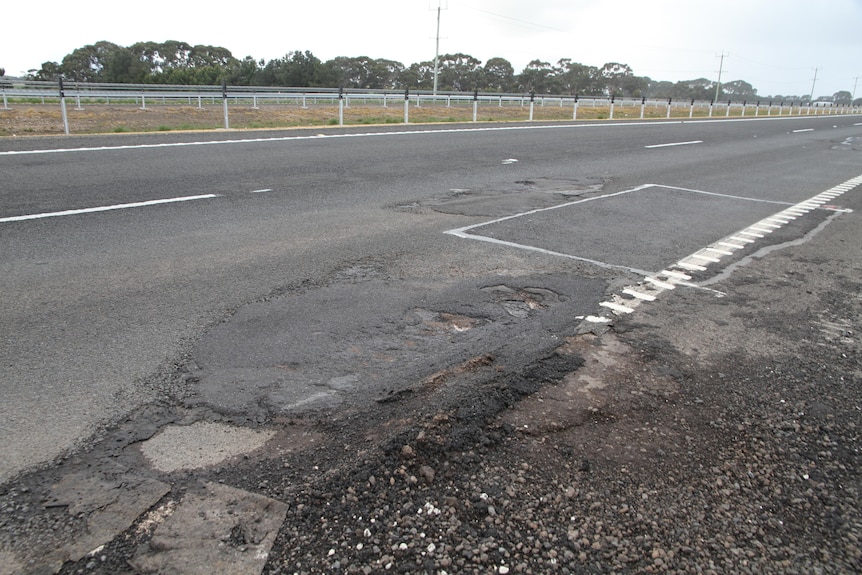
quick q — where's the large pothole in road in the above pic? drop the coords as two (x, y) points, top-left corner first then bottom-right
(182, 271), (605, 421)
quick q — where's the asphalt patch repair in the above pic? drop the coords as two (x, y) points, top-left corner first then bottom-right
(1, 195), (861, 574)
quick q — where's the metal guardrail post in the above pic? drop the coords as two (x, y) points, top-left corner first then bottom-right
(472, 90), (478, 122)
(338, 87), (344, 126)
(222, 81), (230, 129)
(59, 78), (70, 135)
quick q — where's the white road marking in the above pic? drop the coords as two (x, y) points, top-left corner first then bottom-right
(250, 189), (273, 193)
(501, 158), (518, 165)
(0, 194), (218, 223)
(645, 277), (676, 290)
(660, 270), (691, 280)
(600, 301), (636, 314)
(593, 172), (862, 322)
(445, 174), (862, 324)
(645, 140), (703, 149)
(792, 128), (815, 133)
(676, 261), (708, 271)
(623, 288), (656, 301)
(705, 247), (735, 256)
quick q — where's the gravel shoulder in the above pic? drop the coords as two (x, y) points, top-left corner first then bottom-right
(2, 193), (860, 574)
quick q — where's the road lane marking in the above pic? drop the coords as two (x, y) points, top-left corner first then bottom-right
(0, 194), (218, 223)
(623, 288), (657, 301)
(444, 175), (862, 322)
(645, 140), (703, 149)
(250, 189), (273, 193)
(600, 301), (636, 314)
(792, 128), (815, 133)
(589, 172), (862, 321)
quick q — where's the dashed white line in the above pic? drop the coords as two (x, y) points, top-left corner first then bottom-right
(250, 189), (273, 193)
(0, 194), (218, 223)
(645, 140), (703, 149)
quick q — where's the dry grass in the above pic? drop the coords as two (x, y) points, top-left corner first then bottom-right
(0, 100), (803, 137)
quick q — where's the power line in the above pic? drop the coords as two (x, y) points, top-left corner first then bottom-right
(464, 5), (567, 33)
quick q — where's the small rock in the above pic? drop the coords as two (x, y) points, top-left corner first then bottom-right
(419, 465), (435, 483)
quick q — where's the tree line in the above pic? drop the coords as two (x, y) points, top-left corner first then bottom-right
(12, 40), (856, 104)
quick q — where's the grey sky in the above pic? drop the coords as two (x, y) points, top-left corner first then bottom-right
(3, 0), (860, 98)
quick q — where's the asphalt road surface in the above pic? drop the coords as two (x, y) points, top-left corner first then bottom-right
(2, 115), (861, 486)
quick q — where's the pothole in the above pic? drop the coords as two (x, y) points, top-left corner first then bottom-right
(482, 285), (563, 318)
(391, 177), (607, 216)
(411, 308), (487, 333)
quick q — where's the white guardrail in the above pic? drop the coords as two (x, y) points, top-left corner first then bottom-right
(1, 80), (858, 135)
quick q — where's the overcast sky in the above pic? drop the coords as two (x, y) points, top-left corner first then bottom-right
(3, 0), (860, 98)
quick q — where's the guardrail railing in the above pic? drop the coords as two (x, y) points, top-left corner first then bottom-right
(1, 80), (858, 136)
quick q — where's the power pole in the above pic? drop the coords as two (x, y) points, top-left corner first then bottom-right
(809, 67), (819, 102)
(432, 2), (447, 95)
(714, 52), (728, 103)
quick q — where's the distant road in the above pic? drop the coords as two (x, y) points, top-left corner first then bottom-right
(2, 115), (861, 483)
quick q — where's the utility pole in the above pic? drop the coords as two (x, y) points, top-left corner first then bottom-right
(809, 67), (819, 103)
(431, 1), (447, 95)
(714, 52), (728, 103)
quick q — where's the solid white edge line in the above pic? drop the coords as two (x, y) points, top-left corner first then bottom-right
(0, 194), (219, 223)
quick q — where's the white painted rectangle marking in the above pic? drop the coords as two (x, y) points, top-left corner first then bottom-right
(645, 140), (703, 149)
(250, 189), (273, 193)
(718, 241), (746, 249)
(706, 247), (735, 256)
(623, 288), (656, 301)
(690, 253), (721, 263)
(792, 128), (814, 133)
(600, 301), (635, 314)
(661, 270), (691, 280)
(729, 236), (756, 243)
(646, 277), (676, 289)
(0, 194), (218, 223)
(676, 261), (707, 271)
